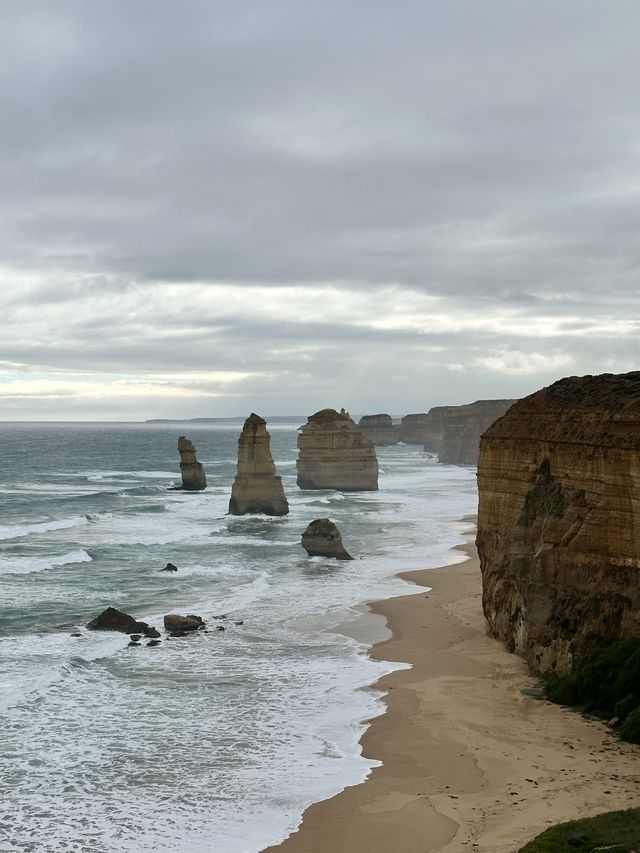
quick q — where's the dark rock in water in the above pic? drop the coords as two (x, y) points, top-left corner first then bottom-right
(178, 436), (207, 490)
(164, 614), (205, 632)
(216, 625), (226, 631)
(143, 627), (161, 638)
(129, 634), (142, 643)
(186, 614), (205, 625)
(214, 614), (228, 620)
(301, 518), (353, 560)
(234, 621), (244, 626)
(87, 607), (149, 634)
(147, 639), (162, 647)
(70, 632), (82, 637)
(128, 641), (141, 647)
(160, 562), (178, 572)
(169, 630), (189, 638)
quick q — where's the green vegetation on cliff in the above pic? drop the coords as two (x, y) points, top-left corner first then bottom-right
(545, 638), (640, 743)
(518, 808), (640, 852)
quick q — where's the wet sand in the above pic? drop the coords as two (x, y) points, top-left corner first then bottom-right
(264, 522), (640, 852)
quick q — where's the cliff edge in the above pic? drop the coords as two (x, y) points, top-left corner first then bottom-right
(476, 372), (640, 675)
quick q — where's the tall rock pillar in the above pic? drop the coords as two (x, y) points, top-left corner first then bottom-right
(229, 414), (289, 515)
(178, 436), (207, 490)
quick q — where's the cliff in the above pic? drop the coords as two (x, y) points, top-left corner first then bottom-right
(357, 414), (398, 445)
(399, 413), (429, 444)
(297, 409), (378, 491)
(229, 413), (289, 515)
(476, 372), (640, 675)
(178, 436), (207, 490)
(436, 399), (518, 465)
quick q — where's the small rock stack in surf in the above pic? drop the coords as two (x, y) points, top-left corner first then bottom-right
(178, 436), (207, 490)
(229, 413), (289, 515)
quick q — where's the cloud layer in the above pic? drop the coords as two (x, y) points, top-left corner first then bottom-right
(2, 1), (639, 418)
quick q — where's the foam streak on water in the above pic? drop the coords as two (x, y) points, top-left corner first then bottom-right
(0, 422), (477, 852)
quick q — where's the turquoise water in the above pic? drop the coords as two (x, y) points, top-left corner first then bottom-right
(0, 422), (477, 852)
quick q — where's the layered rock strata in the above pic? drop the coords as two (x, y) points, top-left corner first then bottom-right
(229, 413), (289, 515)
(399, 413), (429, 444)
(178, 436), (207, 490)
(357, 414), (398, 445)
(301, 518), (353, 560)
(435, 399), (517, 465)
(476, 373), (640, 676)
(297, 409), (378, 491)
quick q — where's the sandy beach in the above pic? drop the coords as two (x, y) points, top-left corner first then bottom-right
(264, 520), (640, 853)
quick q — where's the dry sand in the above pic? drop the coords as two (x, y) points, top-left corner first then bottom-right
(264, 521), (640, 853)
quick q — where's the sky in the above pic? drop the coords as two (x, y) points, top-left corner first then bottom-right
(1, 1), (639, 420)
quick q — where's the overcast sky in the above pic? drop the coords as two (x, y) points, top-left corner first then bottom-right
(1, 1), (639, 420)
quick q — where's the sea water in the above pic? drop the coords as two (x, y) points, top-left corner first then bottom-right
(0, 422), (477, 853)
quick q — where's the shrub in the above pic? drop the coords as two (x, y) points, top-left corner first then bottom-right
(519, 808), (640, 852)
(620, 707), (640, 744)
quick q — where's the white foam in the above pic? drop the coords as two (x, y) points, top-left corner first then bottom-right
(0, 548), (92, 575)
(0, 515), (88, 541)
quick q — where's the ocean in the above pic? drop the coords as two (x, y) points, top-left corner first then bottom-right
(0, 421), (478, 853)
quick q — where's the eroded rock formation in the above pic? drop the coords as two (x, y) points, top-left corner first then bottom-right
(301, 518), (353, 560)
(434, 399), (518, 465)
(357, 414), (398, 445)
(229, 414), (289, 515)
(476, 373), (640, 676)
(87, 607), (153, 634)
(178, 436), (207, 490)
(297, 409), (378, 491)
(399, 413), (429, 444)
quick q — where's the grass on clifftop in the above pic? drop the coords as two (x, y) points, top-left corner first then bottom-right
(518, 808), (640, 852)
(545, 637), (640, 743)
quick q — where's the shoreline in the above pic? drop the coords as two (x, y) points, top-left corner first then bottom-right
(264, 519), (640, 853)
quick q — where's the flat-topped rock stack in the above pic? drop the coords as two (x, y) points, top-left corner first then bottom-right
(178, 436), (207, 490)
(297, 408), (378, 491)
(229, 413), (289, 516)
(477, 372), (640, 675)
(421, 406), (458, 455)
(357, 414), (398, 445)
(434, 399), (518, 465)
(398, 413), (429, 444)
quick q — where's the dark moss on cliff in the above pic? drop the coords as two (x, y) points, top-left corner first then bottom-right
(518, 808), (640, 852)
(545, 637), (640, 741)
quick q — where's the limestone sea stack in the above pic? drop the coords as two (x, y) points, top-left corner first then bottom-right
(301, 518), (353, 560)
(431, 399), (518, 465)
(229, 413), (289, 515)
(178, 436), (207, 490)
(297, 408), (378, 491)
(357, 414), (398, 445)
(398, 413), (429, 444)
(476, 372), (640, 676)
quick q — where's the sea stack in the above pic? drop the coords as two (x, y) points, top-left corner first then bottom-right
(178, 436), (207, 490)
(425, 399), (518, 465)
(357, 414), (398, 445)
(297, 408), (378, 491)
(301, 518), (353, 560)
(228, 413), (289, 515)
(476, 372), (640, 676)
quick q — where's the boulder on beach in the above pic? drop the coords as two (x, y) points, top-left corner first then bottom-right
(178, 436), (207, 491)
(301, 518), (353, 560)
(87, 607), (151, 634)
(163, 614), (205, 633)
(228, 413), (289, 516)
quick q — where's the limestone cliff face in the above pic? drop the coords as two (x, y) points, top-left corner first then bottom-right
(477, 373), (640, 675)
(421, 406), (458, 454)
(357, 414), (398, 445)
(297, 409), (378, 491)
(178, 436), (207, 490)
(435, 399), (518, 465)
(229, 414), (289, 515)
(398, 413), (428, 444)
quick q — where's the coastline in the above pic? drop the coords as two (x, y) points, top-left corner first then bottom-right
(263, 519), (640, 853)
